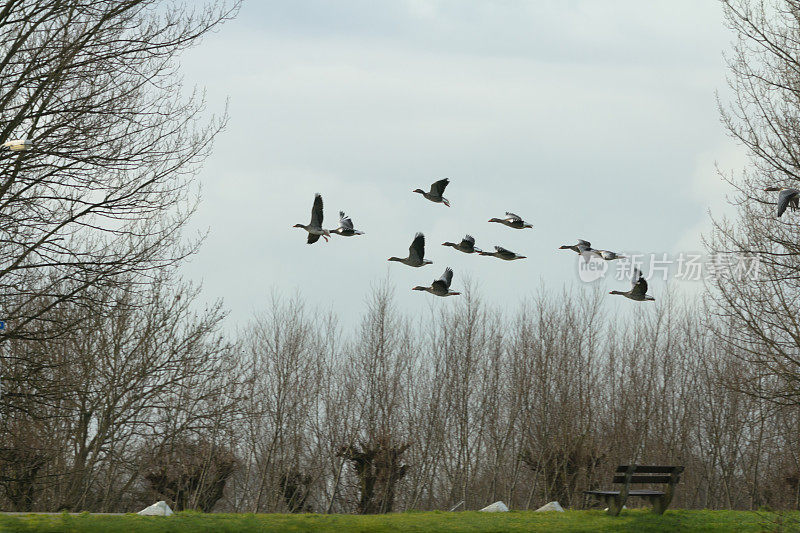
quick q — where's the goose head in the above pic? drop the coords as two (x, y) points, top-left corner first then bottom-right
(764, 186), (782, 192)
(412, 286), (428, 291)
(412, 188), (425, 194)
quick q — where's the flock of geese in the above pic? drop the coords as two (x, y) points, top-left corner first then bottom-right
(293, 178), (657, 301)
(0, 136), (793, 303)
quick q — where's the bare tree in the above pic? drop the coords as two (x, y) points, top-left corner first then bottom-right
(335, 282), (417, 514)
(708, 0), (800, 406)
(0, 0), (238, 341)
(0, 276), (239, 512)
(236, 293), (329, 513)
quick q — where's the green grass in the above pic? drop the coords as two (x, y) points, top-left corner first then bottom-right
(0, 509), (798, 533)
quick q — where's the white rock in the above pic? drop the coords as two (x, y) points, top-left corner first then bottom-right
(137, 501), (174, 516)
(535, 501), (564, 512)
(479, 501), (509, 512)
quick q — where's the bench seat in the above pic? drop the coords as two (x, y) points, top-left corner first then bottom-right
(585, 489), (665, 497)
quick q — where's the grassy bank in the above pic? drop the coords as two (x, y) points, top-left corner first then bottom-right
(0, 509), (797, 532)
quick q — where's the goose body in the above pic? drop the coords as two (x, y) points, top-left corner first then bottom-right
(413, 178), (450, 206)
(389, 232), (433, 267)
(764, 186), (800, 217)
(488, 212), (533, 229)
(479, 245), (526, 261)
(413, 267), (461, 297)
(293, 193), (330, 244)
(330, 211), (364, 236)
(610, 267), (655, 301)
(442, 234), (482, 254)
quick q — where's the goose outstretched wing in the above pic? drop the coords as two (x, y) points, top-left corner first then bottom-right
(777, 188), (799, 217)
(409, 232), (425, 262)
(311, 193), (324, 227)
(430, 178), (449, 196)
(629, 268), (648, 299)
(339, 211), (354, 230)
(432, 267), (454, 292)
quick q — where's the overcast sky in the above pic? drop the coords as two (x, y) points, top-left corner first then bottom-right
(178, 1), (745, 328)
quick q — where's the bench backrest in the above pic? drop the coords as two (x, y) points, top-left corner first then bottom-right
(613, 465), (683, 485)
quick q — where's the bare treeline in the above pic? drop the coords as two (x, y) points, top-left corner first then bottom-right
(227, 285), (800, 513)
(3, 281), (799, 513)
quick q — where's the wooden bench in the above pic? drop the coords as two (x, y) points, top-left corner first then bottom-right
(584, 465), (683, 516)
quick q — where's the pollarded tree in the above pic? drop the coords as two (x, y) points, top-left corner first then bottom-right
(0, 0), (238, 341)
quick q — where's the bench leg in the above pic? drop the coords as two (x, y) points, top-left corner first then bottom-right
(602, 495), (624, 516)
(649, 484), (676, 514)
(647, 494), (672, 514)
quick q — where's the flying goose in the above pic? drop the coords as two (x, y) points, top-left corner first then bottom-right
(413, 178), (450, 206)
(330, 211), (364, 236)
(479, 245), (526, 261)
(559, 239), (594, 254)
(764, 186), (800, 217)
(293, 193), (330, 244)
(609, 267), (655, 301)
(592, 249), (626, 261)
(559, 239), (595, 262)
(388, 232), (433, 267)
(413, 267), (461, 297)
(2, 139), (31, 151)
(488, 212), (533, 229)
(442, 234), (482, 254)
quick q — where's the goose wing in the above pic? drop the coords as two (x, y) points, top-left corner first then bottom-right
(430, 178), (449, 196)
(777, 188), (799, 217)
(629, 267), (648, 299)
(495, 245), (512, 255)
(460, 234), (475, 247)
(311, 193), (324, 227)
(577, 239), (591, 248)
(409, 232), (425, 262)
(339, 211), (354, 230)
(505, 212), (522, 222)
(307, 233), (320, 244)
(432, 267), (453, 291)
